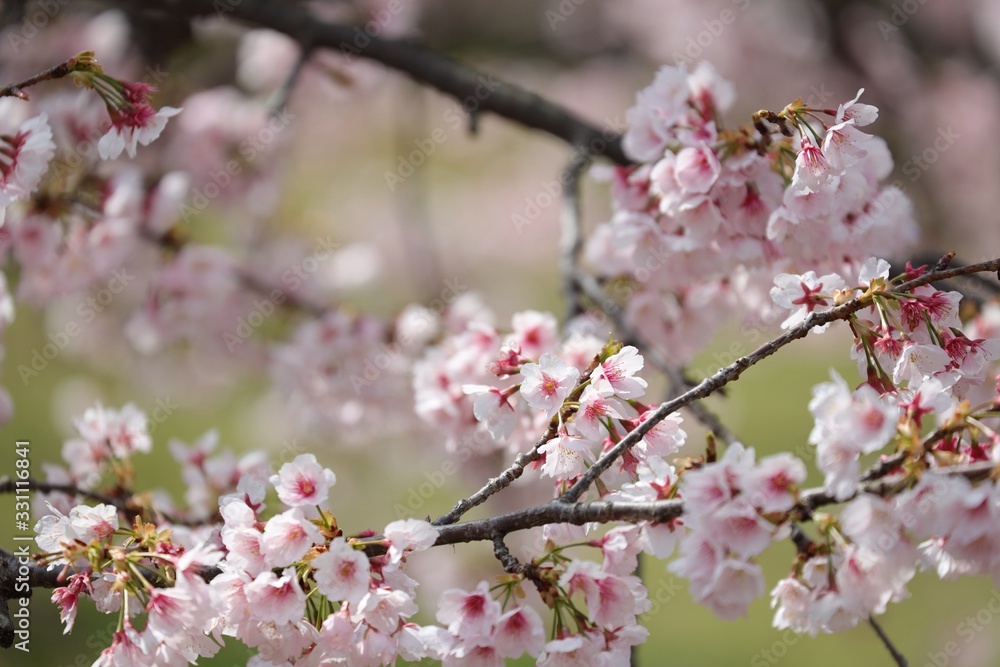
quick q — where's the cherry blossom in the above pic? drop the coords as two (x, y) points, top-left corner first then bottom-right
(269, 454), (337, 507)
(383, 518), (440, 564)
(244, 568), (307, 626)
(436, 581), (503, 641)
(589, 345), (648, 398)
(519, 353), (580, 419)
(312, 537), (371, 605)
(93, 80), (182, 160)
(0, 113), (55, 224)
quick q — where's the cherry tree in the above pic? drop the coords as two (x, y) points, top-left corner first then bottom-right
(1, 2), (999, 666)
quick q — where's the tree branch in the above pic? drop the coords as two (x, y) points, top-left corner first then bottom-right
(559, 257), (1000, 504)
(115, 0), (631, 164)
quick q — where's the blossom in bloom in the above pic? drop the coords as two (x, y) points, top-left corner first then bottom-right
(590, 345), (648, 399)
(572, 385), (627, 442)
(269, 454), (337, 507)
(519, 353), (580, 419)
(493, 606), (546, 659)
(537, 634), (602, 667)
(96, 80), (182, 159)
(464, 385), (517, 441)
(436, 581), (502, 641)
(892, 342), (951, 387)
(635, 409), (686, 458)
(312, 537), (371, 606)
(261, 507), (323, 568)
(560, 560), (641, 628)
(836, 88), (879, 126)
(353, 587), (418, 634)
(510, 310), (558, 359)
(244, 568), (307, 626)
(73, 403), (152, 459)
(674, 144), (722, 194)
(770, 271), (846, 330)
(539, 428), (594, 479)
(383, 518), (440, 564)
(0, 114), (55, 224)
(791, 139), (836, 194)
(809, 373), (898, 499)
(51, 571), (92, 634)
(741, 453), (807, 513)
(858, 257), (891, 289)
(35, 502), (118, 557)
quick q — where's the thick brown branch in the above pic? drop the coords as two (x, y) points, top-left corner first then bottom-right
(116, 0), (631, 164)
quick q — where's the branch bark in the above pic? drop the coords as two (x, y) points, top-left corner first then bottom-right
(113, 0), (632, 164)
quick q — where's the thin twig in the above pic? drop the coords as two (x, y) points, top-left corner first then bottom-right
(868, 616), (908, 667)
(0, 56), (80, 100)
(559, 258), (1000, 504)
(269, 44), (313, 115)
(572, 269), (736, 444)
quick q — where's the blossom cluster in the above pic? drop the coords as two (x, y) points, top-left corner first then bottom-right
(586, 63), (918, 364)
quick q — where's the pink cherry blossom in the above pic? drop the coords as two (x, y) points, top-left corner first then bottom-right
(559, 560), (641, 628)
(510, 310), (558, 360)
(464, 385), (517, 441)
(674, 144), (722, 194)
(312, 537), (371, 605)
(770, 271), (846, 330)
(636, 409), (686, 458)
(493, 605), (546, 659)
(244, 568), (307, 626)
(539, 428), (595, 479)
(741, 453), (807, 513)
(572, 385), (628, 442)
(791, 139), (836, 194)
(353, 587), (418, 634)
(383, 518), (440, 564)
(96, 80), (182, 160)
(0, 114), (55, 221)
(51, 571), (91, 634)
(269, 453), (337, 507)
(519, 353), (580, 419)
(836, 88), (879, 126)
(590, 345), (648, 399)
(261, 507), (323, 567)
(436, 581), (502, 640)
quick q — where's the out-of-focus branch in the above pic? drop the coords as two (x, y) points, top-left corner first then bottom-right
(0, 477), (126, 513)
(559, 150), (593, 321)
(113, 0), (632, 164)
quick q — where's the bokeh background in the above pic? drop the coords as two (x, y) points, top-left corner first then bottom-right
(2, 0), (1000, 665)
